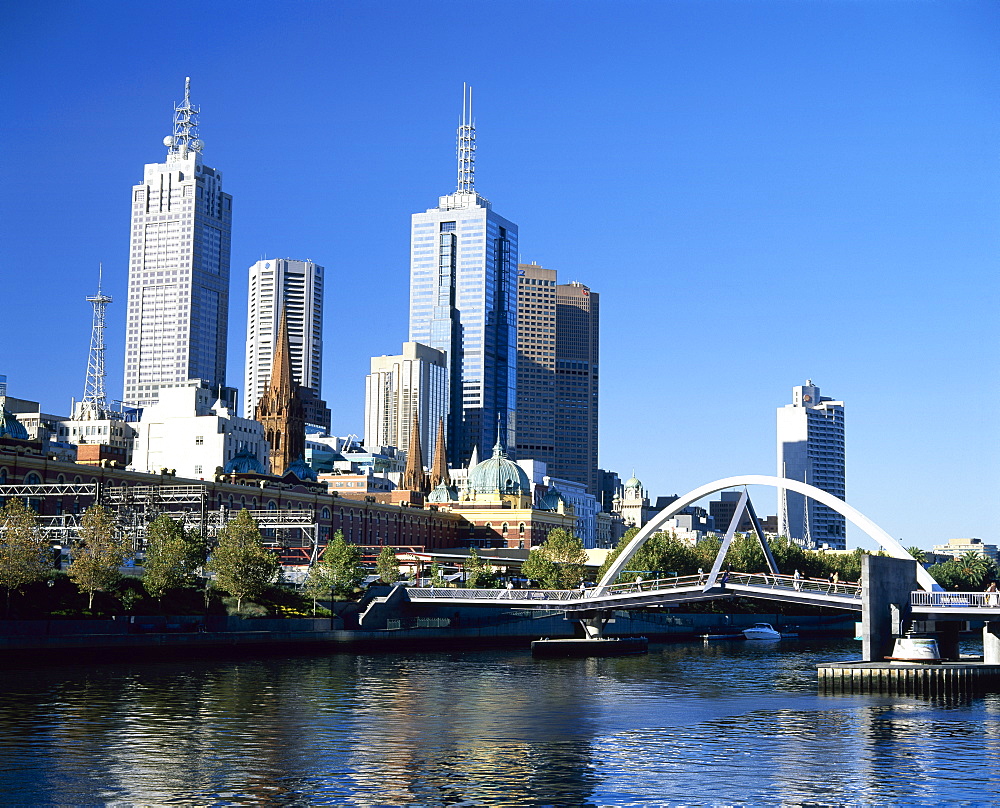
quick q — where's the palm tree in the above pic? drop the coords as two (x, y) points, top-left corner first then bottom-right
(956, 552), (994, 589)
(905, 546), (927, 564)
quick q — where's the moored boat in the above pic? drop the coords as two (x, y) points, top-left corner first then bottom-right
(743, 623), (782, 640)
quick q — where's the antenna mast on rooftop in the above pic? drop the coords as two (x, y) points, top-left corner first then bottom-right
(77, 264), (113, 421)
(456, 83), (476, 194)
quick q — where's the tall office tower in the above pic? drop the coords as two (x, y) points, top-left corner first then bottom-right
(364, 342), (448, 463)
(407, 85), (518, 468)
(777, 380), (846, 549)
(123, 78), (233, 408)
(515, 263), (600, 494)
(245, 258), (329, 432)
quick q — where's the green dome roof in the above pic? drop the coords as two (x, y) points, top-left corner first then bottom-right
(428, 482), (457, 503)
(624, 475), (642, 490)
(468, 438), (530, 496)
(538, 486), (566, 511)
(0, 402), (28, 441)
(284, 456), (318, 482)
(224, 449), (266, 475)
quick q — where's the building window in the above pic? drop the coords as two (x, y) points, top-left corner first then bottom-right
(195, 436), (204, 445)
(194, 465), (202, 475)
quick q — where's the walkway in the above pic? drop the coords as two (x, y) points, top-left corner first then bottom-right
(406, 572), (863, 612)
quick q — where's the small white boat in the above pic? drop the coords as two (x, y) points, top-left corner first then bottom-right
(743, 623), (782, 640)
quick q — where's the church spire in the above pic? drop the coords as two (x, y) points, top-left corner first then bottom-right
(402, 411), (428, 493)
(456, 83), (476, 194)
(257, 307), (305, 477)
(429, 416), (450, 489)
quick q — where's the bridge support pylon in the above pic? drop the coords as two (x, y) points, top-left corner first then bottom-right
(984, 624), (1000, 665)
(578, 610), (609, 639)
(861, 555), (918, 662)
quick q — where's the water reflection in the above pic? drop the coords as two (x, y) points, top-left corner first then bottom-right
(0, 640), (997, 804)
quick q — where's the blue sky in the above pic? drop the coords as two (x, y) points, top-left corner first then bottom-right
(2, 0), (997, 549)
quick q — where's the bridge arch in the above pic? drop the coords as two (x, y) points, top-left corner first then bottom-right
(596, 474), (936, 593)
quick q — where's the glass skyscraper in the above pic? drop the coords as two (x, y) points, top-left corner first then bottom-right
(123, 78), (232, 407)
(407, 87), (518, 467)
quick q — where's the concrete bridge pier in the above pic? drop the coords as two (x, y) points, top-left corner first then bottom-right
(861, 555), (918, 662)
(578, 610), (609, 639)
(984, 623), (1000, 664)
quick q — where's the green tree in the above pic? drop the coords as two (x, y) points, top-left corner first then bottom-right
(142, 514), (206, 599)
(68, 504), (130, 610)
(520, 529), (589, 589)
(428, 562), (447, 587)
(303, 531), (365, 611)
(521, 547), (559, 588)
(596, 526), (640, 582)
(954, 552), (995, 588)
(206, 509), (279, 611)
(376, 545), (400, 585)
(0, 499), (51, 615)
(463, 547), (496, 588)
(928, 559), (968, 591)
(906, 546), (927, 564)
(628, 531), (697, 580)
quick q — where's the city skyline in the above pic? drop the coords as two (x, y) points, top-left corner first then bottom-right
(3, 1), (997, 547)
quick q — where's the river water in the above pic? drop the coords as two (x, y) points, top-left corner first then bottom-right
(0, 638), (998, 806)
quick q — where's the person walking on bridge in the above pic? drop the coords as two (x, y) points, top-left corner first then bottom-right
(793, 569), (801, 591)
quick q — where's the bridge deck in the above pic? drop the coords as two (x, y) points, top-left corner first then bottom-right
(406, 572), (863, 612)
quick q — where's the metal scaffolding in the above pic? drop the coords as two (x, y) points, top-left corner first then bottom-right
(0, 482), (322, 563)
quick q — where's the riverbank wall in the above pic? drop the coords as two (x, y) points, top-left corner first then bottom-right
(0, 610), (855, 662)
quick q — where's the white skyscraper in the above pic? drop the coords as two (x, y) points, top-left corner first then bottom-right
(777, 380), (846, 549)
(244, 258), (328, 431)
(123, 78), (233, 408)
(408, 85), (518, 467)
(364, 342), (448, 461)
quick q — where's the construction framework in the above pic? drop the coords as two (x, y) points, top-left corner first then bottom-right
(0, 482), (323, 564)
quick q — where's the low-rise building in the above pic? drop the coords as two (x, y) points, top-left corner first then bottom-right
(130, 384), (268, 479)
(931, 537), (998, 562)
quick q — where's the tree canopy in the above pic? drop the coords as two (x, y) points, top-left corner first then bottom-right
(303, 531), (365, 611)
(142, 514), (206, 599)
(68, 504), (130, 610)
(929, 552), (997, 591)
(206, 509), (279, 611)
(0, 499), (51, 612)
(522, 528), (588, 589)
(463, 547), (496, 588)
(375, 545), (400, 585)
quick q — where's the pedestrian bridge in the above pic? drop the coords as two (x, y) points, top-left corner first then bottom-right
(406, 571), (864, 612)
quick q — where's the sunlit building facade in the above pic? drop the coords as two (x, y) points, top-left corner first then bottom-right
(123, 78), (233, 407)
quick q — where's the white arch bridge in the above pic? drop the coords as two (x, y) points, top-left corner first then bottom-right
(405, 475), (939, 613)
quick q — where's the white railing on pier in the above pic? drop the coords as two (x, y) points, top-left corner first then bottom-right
(911, 591), (1000, 609)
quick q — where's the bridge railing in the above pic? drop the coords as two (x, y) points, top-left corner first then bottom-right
(725, 572), (862, 600)
(911, 591), (999, 609)
(605, 572), (861, 600)
(406, 587), (585, 602)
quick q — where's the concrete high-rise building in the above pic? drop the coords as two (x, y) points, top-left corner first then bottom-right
(515, 262), (599, 493)
(245, 258), (329, 431)
(123, 78), (233, 408)
(407, 85), (518, 467)
(777, 380), (846, 549)
(364, 342), (448, 464)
